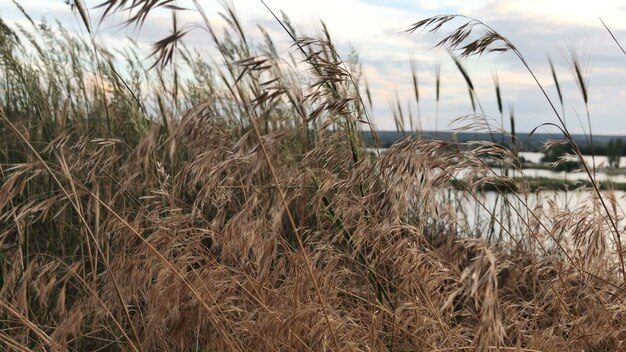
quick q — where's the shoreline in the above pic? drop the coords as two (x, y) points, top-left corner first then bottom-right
(451, 176), (626, 192)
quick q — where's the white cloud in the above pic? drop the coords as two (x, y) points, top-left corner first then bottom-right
(420, 0), (441, 10)
(491, 0), (626, 28)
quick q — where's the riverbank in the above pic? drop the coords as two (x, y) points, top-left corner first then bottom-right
(452, 175), (626, 192)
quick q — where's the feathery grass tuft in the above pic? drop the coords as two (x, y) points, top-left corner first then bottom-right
(0, 3), (625, 351)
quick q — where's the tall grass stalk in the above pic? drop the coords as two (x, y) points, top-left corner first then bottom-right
(435, 61), (441, 137)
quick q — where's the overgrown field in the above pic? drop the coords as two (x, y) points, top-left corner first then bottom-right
(1, 3), (625, 351)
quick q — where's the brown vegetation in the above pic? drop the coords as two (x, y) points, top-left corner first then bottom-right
(0, 2), (624, 351)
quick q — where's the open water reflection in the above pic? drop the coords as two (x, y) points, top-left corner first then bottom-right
(442, 189), (626, 241)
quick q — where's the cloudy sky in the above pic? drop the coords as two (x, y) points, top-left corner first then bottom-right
(4, 0), (626, 134)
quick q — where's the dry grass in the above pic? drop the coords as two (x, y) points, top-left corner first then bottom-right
(0, 2), (625, 351)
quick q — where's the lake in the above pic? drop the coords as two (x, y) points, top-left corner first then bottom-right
(369, 148), (626, 183)
(518, 152), (626, 183)
(368, 147), (626, 237)
(439, 188), (626, 241)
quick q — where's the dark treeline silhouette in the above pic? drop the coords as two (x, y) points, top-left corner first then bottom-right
(363, 130), (626, 155)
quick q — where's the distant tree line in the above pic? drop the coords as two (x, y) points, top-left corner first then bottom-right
(540, 143), (581, 171)
(573, 139), (625, 159)
(540, 138), (624, 170)
(363, 131), (626, 163)
(607, 138), (624, 168)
